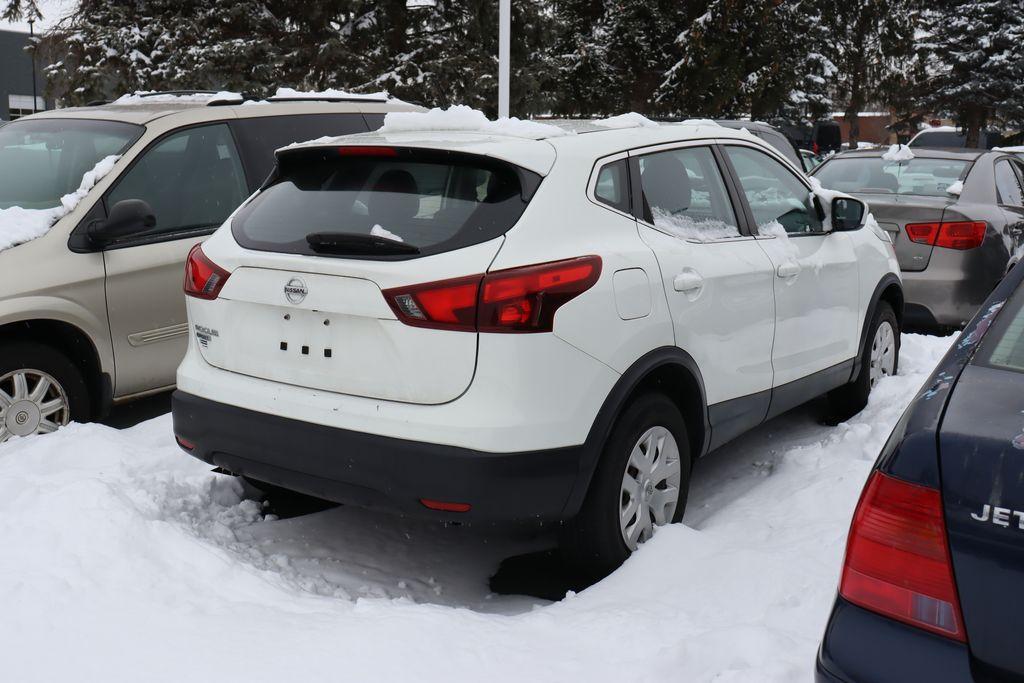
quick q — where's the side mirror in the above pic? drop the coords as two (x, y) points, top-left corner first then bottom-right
(88, 199), (156, 246)
(831, 197), (866, 232)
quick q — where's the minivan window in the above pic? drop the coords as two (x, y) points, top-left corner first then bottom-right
(107, 123), (249, 238)
(0, 119), (142, 210)
(814, 157), (970, 198)
(233, 148), (540, 259)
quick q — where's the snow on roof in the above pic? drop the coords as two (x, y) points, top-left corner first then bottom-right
(592, 112), (659, 130)
(882, 144), (914, 162)
(994, 146), (1024, 153)
(113, 91), (244, 105)
(380, 105), (573, 140)
(270, 87), (390, 102)
(0, 155), (120, 252)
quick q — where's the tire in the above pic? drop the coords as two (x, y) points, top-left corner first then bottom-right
(828, 301), (899, 421)
(0, 341), (91, 443)
(559, 393), (691, 583)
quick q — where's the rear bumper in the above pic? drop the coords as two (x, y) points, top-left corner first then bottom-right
(816, 597), (973, 682)
(172, 391), (587, 524)
(901, 246), (1006, 329)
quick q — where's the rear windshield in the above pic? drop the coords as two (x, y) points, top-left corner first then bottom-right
(813, 157), (970, 197)
(910, 131), (966, 148)
(974, 286), (1024, 375)
(232, 148), (541, 259)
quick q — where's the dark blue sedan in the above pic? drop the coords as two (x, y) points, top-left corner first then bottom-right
(817, 260), (1024, 682)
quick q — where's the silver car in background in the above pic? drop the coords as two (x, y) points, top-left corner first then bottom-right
(813, 148), (1024, 330)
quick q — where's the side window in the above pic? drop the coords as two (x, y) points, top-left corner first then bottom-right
(231, 114), (369, 189)
(107, 124), (248, 238)
(637, 146), (740, 240)
(593, 158), (630, 213)
(725, 145), (823, 234)
(995, 159), (1024, 207)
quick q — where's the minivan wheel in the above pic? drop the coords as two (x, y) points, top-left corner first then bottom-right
(560, 393), (691, 582)
(828, 302), (899, 422)
(0, 342), (90, 443)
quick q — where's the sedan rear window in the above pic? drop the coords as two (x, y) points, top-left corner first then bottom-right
(814, 157), (970, 197)
(233, 148), (540, 259)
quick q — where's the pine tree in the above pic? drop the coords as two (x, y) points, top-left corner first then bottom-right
(1, 0), (39, 22)
(918, 0), (1024, 147)
(550, 0), (615, 116)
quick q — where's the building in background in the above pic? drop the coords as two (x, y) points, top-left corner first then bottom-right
(830, 111), (896, 146)
(0, 28), (53, 120)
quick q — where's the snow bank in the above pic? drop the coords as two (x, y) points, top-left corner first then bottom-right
(272, 87), (390, 102)
(946, 180), (964, 196)
(0, 155), (120, 253)
(381, 105), (572, 139)
(592, 112), (658, 129)
(114, 91), (242, 105)
(0, 334), (956, 682)
(882, 143), (914, 162)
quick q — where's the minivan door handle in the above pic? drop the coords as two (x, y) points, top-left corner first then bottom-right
(673, 270), (704, 292)
(776, 261), (801, 279)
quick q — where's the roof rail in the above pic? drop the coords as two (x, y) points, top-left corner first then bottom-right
(265, 95), (389, 104)
(135, 90), (221, 98)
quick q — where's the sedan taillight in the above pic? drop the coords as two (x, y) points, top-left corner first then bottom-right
(382, 256), (602, 333)
(184, 244), (230, 300)
(905, 221), (986, 250)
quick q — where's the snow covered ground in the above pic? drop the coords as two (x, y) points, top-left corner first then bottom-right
(0, 333), (954, 682)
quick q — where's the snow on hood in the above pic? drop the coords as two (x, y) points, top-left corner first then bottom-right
(881, 144), (914, 162)
(592, 113), (659, 129)
(114, 91), (243, 105)
(0, 155), (120, 253)
(380, 105), (573, 139)
(271, 87), (390, 102)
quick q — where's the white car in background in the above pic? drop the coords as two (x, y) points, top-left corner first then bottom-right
(172, 113), (902, 579)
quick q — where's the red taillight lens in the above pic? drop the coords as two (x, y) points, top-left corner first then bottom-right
(420, 498), (471, 513)
(840, 471), (966, 641)
(338, 146), (398, 157)
(382, 256), (602, 333)
(184, 244), (230, 300)
(904, 221), (986, 250)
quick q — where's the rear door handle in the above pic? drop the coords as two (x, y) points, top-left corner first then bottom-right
(673, 271), (704, 292)
(777, 262), (801, 279)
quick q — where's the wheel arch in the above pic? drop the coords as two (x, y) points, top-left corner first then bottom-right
(0, 319), (112, 420)
(852, 274), (904, 381)
(562, 346), (710, 519)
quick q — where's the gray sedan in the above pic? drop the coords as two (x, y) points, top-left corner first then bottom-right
(813, 148), (1024, 330)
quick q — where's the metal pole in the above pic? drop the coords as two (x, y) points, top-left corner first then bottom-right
(498, 0), (510, 119)
(28, 19), (37, 114)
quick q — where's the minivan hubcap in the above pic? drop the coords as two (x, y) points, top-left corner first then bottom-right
(0, 370), (70, 443)
(869, 321), (896, 389)
(619, 426), (681, 550)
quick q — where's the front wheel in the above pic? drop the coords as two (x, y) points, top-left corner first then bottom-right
(828, 301), (899, 421)
(560, 393), (691, 582)
(0, 342), (90, 444)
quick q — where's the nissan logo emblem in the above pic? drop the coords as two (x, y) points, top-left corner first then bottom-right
(284, 277), (308, 305)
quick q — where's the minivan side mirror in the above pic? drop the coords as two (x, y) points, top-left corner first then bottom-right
(831, 197), (866, 232)
(88, 199), (156, 246)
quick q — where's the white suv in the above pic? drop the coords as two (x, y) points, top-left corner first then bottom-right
(172, 115), (902, 578)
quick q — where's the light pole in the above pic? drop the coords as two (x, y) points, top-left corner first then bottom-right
(27, 17), (37, 114)
(498, 0), (510, 119)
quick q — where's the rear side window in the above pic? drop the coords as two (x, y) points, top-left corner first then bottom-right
(231, 114), (370, 190)
(995, 159), (1024, 206)
(975, 287), (1024, 374)
(637, 146), (740, 240)
(233, 148), (541, 259)
(593, 159), (629, 213)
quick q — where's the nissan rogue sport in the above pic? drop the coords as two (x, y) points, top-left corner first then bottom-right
(171, 113), (903, 578)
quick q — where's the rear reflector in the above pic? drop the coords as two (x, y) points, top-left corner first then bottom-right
(184, 244), (231, 300)
(905, 221), (986, 250)
(175, 435), (195, 451)
(840, 471), (966, 641)
(420, 498), (471, 513)
(382, 256), (602, 333)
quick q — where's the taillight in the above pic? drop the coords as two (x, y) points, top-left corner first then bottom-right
(338, 146), (398, 157)
(184, 244), (230, 300)
(382, 256), (602, 333)
(904, 221), (986, 250)
(840, 471), (966, 641)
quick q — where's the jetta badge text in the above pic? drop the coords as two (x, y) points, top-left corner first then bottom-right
(971, 504), (1024, 530)
(284, 277), (308, 305)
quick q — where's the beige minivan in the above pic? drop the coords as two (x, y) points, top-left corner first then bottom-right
(0, 92), (421, 442)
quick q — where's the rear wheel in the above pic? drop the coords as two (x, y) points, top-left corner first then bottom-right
(560, 393), (691, 582)
(0, 342), (90, 443)
(828, 302), (899, 421)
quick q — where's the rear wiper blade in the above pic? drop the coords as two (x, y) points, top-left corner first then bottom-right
(305, 232), (420, 255)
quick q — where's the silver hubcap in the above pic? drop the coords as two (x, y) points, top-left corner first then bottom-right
(619, 425), (682, 550)
(869, 321), (896, 388)
(0, 369), (70, 443)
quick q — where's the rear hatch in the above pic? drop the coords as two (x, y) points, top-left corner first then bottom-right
(850, 194), (955, 272)
(939, 288), (1024, 675)
(196, 144), (543, 405)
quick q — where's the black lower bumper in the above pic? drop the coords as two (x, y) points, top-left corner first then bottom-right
(171, 391), (586, 524)
(816, 598), (973, 682)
